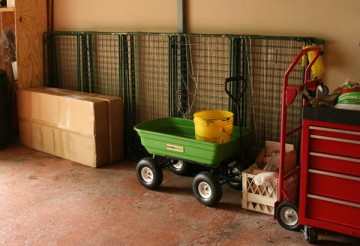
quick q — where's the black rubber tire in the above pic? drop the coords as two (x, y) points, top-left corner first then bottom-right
(227, 179), (242, 190)
(304, 226), (318, 244)
(192, 172), (222, 207)
(168, 160), (191, 176)
(275, 201), (301, 231)
(136, 157), (163, 190)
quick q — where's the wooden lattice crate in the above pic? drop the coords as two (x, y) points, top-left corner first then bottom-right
(241, 166), (299, 215)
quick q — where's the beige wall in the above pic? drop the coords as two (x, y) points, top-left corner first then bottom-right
(54, 0), (360, 90)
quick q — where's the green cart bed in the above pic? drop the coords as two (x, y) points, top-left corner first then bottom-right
(134, 117), (251, 167)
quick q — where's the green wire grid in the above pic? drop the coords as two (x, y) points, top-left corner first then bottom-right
(44, 32), (324, 160)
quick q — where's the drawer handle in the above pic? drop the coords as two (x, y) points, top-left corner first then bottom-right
(310, 135), (360, 145)
(309, 168), (360, 182)
(310, 152), (360, 163)
(307, 194), (360, 208)
(309, 126), (360, 136)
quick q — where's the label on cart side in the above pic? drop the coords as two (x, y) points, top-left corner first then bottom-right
(166, 144), (184, 153)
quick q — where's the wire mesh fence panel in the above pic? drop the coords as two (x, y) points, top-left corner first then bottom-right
(176, 34), (232, 118)
(45, 32), (84, 91)
(122, 33), (172, 158)
(244, 37), (311, 158)
(44, 31), (324, 161)
(86, 33), (123, 97)
(131, 33), (171, 123)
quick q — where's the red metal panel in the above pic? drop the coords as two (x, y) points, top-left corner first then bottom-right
(299, 117), (360, 238)
(308, 172), (360, 203)
(304, 119), (360, 132)
(306, 197), (360, 230)
(310, 137), (360, 159)
(309, 153), (360, 177)
(310, 128), (360, 141)
(299, 120), (311, 222)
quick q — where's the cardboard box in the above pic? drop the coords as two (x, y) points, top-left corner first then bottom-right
(18, 88), (115, 167)
(255, 141), (296, 174)
(31, 87), (124, 162)
(7, 0), (15, 7)
(18, 89), (109, 135)
(19, 119), (109, 167)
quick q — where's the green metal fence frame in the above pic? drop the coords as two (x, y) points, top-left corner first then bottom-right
(44, 31), (324, 160)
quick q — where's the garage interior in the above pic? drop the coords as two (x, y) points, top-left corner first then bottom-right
(0, 0), (360, 245)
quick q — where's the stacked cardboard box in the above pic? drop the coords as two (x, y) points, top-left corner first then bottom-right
(18, 87), (123, 167)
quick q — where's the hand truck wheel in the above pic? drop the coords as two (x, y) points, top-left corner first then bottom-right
(275, 201), (301, 231)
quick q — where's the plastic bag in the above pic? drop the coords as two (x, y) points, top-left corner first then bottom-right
(253, 172), (279, 187)
(334, 80), (360, 111)
(1, 27), (16, 62)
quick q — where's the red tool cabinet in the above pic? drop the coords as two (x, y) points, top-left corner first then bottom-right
(299, 106), (360, 243)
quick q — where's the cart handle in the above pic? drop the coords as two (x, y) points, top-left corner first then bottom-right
(284, 46), (322, 88)
(224, 76), (247, 127)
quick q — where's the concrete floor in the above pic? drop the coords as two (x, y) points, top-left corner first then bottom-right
(0, 144), (359, 245)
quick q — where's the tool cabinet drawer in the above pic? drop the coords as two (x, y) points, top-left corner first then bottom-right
(306, 195), (360, 229)
(309, 152), (360, 177)
(308, 169), (360, 204)
(309, 126), (360, 159)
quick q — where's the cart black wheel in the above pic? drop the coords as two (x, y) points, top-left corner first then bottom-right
(227, 179), (242, 190)
(168, 160), (190, 176)
(192, 172), (222, 207)
(304, 226), (318, 244)
(136, 157), (163, 190)
(276, 201), (301, 231)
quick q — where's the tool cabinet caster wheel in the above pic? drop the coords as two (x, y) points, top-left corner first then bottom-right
(169, 160), (190, 175)
(192, 172), (222, 207)
(275, 201), (301, 231)
(136, 157), (163, 190)
(304, 226), (318, 244)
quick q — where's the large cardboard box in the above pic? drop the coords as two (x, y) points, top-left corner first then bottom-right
(18, 120), (109, 166)
(30, 87), (124, 163)
(17, 88), (123, 167)
(18, 89), (109, 135)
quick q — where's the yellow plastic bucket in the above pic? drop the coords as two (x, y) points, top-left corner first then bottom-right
(302, 45), (325, 78)
(193, 110), (234, 143)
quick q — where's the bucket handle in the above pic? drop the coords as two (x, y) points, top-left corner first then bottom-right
(221, 127), (232, 138)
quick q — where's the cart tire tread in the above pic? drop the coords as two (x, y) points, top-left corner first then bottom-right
(136, 157), (163, 190)
(168, 160), (191, 176)
(275, 201), (301, 231)
(192, 172), (222, 207)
